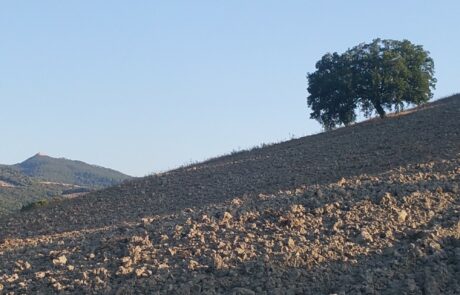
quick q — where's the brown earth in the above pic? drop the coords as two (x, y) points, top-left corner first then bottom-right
(0, 95), (459, 294)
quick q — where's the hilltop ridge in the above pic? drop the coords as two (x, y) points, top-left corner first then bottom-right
(0, 94), (459, 294)
(14, 154), (131, 188)
(0, 155), (131, 215)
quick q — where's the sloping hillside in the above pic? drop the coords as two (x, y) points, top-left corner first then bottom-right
(13, 154), (131, 188)
(0, 94), (459, 294)
(0, 165), (70, 215)
(0, 155), (132, 215)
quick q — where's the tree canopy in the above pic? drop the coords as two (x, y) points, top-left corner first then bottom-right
(307, 38), (436, 130)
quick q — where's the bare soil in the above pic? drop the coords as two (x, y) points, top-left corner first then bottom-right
(0, 95), (459, 294)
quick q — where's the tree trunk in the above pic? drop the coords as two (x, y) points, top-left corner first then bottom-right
(373, 102), (386, 118)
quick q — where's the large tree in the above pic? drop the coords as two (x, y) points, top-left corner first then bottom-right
(307, 39), (436, 129)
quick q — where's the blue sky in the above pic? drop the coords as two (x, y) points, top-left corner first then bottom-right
(1, 1), (459, 176)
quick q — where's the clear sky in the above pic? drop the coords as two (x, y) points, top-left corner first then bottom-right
(1, 1), (459, 176)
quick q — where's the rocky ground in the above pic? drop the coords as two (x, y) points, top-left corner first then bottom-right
(0, 94), (459, 294)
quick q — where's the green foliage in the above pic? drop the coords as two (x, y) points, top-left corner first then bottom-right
(0, 165), (33, 186)
(20, 196), (67, 212)
(21, 199), (49, 211)
(307, 38), (437, 129)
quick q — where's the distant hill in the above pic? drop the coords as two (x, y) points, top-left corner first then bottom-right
(0, 164), (32, 187)
(13, 153), (131, 188)
(0, 155), (131, 215)
(0, 165), (64, 215)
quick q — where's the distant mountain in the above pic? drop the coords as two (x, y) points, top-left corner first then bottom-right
(13, 153), (131, 188)
(0, 154), (132, 215)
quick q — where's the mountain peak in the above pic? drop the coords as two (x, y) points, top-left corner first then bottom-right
(15, 154), (131, 188)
